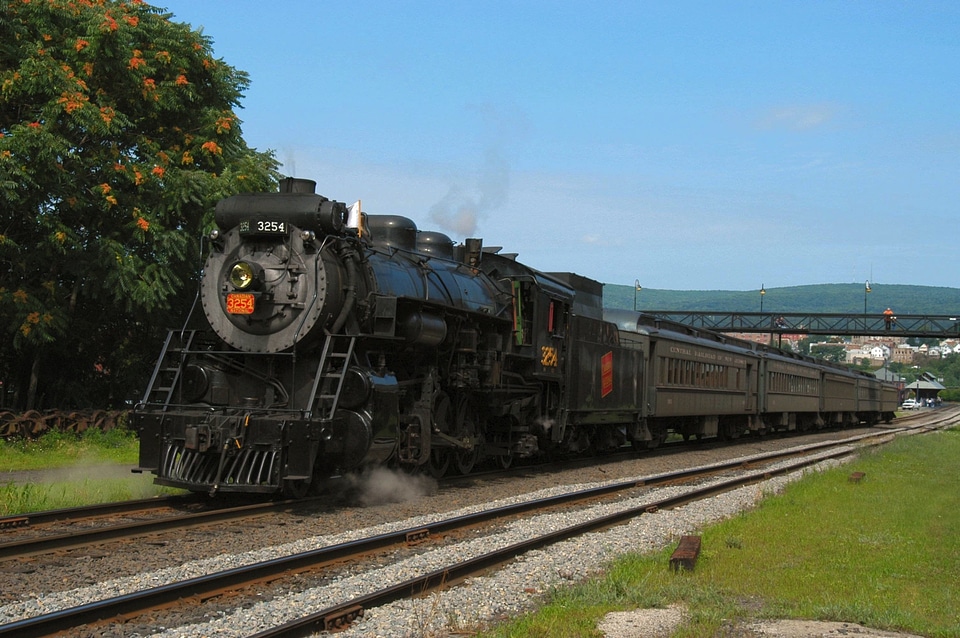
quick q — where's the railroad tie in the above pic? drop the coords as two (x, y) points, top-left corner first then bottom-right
(669, 535), (701, 572)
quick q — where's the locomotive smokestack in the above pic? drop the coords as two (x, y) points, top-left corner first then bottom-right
(464, 238), (482, 268)
(278, 177), (317, 194)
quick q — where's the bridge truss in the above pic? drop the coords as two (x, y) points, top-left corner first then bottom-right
(638, 312), (960, 339)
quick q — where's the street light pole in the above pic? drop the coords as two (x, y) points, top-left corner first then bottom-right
(634, 280), (642, 311)
(760, 284), (765, 313)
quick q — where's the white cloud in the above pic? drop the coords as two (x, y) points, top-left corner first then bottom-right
(754, 103), (839, 131)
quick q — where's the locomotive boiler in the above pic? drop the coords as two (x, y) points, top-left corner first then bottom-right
(132, 178), (899, 498)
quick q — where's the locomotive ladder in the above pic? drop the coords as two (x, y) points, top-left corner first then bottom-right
(308, 334), (357, 420)
(140, 330), (197, 409)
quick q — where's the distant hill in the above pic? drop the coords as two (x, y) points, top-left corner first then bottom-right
(601, 283), (960, 316)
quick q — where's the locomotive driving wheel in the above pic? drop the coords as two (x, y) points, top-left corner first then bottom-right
(452, 394), (481, 475)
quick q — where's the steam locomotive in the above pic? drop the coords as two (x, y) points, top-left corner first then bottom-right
(132, 178), (899, 497)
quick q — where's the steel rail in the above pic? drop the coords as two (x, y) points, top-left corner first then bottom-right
(0, 498), (291, 560)
(0, 493), (217, 530)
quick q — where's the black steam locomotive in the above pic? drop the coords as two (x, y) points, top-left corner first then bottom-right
(132, 178), (899, 497)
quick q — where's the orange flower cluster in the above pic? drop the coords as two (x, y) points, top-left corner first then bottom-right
(137, 217), (150, 231)
(58, 91), (88, 114)
(201, 141), (223, 155)
(175, 74), (189, 86)
(151, 166), (165, 178)
(215, 115), (233, 133)
(98, 183), (117, 206)
(142, 78), (158, 100)
(129, 50), (146, 69)
(75, 39), (89, 52)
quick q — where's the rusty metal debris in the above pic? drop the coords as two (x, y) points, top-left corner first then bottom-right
(0, 409), (127, 439)
(669, 535), (702, 572)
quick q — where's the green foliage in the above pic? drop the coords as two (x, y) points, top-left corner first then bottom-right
(921, 355), (960, 388)
(0, 0), (280, 408)
(809, 343), (846, 363)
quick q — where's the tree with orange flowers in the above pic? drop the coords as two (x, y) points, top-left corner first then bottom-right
(0, 0), (280, 410)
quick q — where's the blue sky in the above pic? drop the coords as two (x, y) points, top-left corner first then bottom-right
(156, 1), (959, 291)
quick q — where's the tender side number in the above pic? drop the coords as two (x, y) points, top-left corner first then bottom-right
(541, 346), (559, 367)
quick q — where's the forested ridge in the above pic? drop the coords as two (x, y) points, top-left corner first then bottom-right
(604, 282), (960, 315)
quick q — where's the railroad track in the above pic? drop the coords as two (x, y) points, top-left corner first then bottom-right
(0, 419), (861, 558)
(2, 420), (948, 638)
(0, 496), (302, 559)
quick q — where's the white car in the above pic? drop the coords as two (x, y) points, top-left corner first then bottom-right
(900, 399), (918, 410)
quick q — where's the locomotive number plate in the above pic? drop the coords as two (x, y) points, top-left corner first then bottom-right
(226, 293), (255, 315)
(239, 219), (287, 236)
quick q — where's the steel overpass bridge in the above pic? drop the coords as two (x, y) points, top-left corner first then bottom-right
(637, 312), (960, 338)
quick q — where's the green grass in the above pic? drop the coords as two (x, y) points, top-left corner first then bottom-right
(0, 428), (179, 515)
(0, 427), (139, 470)
(481, 429), (960, 638)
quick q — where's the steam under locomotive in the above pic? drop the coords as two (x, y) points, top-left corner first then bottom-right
(132, 178), (899, 497)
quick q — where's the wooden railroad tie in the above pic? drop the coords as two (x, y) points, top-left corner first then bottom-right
(669, 535), (701, 572)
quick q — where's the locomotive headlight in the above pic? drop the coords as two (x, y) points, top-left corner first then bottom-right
(229, 261), (258, 289)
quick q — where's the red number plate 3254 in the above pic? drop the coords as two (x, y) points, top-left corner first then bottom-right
(226, 293), (255, 315)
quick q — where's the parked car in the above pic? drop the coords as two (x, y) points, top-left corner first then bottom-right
(900, 399), (919, 409)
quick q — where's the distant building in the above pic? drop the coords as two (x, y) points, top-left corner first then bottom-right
(892, 344), (917, 364)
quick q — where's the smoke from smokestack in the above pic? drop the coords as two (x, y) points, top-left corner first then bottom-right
(429, 148), (509, 237)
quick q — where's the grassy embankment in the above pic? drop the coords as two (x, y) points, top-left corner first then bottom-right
(0, 428), (177, 515)
(481, 428), (960, 638)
